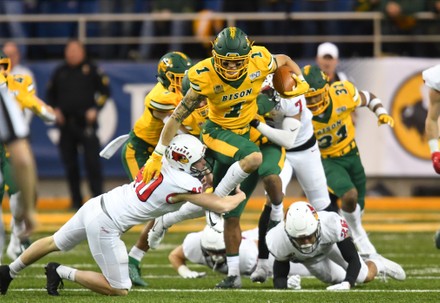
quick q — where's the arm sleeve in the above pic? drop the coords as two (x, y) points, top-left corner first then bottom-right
(273, 259), (290, 289)
(337, 237), (361, 287)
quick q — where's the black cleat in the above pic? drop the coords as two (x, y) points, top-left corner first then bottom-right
(0, 265), (13, 295)
(215, 275), (242, 289)
(45, 262), (64, 296)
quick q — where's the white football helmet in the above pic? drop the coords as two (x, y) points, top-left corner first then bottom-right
(284, 201), (321, 254)
(164, 134), (207, 177)
(200, 225), (226, 269)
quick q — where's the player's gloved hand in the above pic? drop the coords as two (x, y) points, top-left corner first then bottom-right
(260, 85), (280, 103)
(326, 281), (351, 291)
(283, 74), (310, 97)
(177, 265), (206, 279)
(432, 152), (440, 174)
(142, 151), (163, 183)
(378, 113), (394, 127)
(250, 119), (260, 128)
(287, 275), (301, 290)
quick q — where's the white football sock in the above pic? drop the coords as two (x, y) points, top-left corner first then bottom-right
(270, 203), (284, 221)
(226, 255), (240, 277)
(214, 162), (249, 198)
(9, 256), (26, 278)
(57, 265), (77, 281)
(128, 245), (146, 262)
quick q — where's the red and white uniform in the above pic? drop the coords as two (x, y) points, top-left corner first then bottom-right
(183, 228), (310, 277)
(53, 163), (202, 290)
(267, 211), (369, 284)
(264, 74), (330, 211)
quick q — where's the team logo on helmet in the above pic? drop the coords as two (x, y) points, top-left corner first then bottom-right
(171, 150), (190, 164)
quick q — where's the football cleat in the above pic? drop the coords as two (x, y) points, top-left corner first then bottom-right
(45, 262), (64, 296)
(148, 217), (168, 249)
(205, 210), (224, 233)
(6, 236), (31, 261)
(250, 263), (269, 283)
(215, 275), (242, 289)
(373, 255), (406, 281)
(0, 265), (13, 295)
(128, 257), (148, 287)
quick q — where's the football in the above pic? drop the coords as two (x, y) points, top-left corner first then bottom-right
(272, 65), (296, 96)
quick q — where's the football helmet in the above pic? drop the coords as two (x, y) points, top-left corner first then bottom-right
(164, 134), (207, 178)
(301, 65), (330, 115)
(200, 225), (226, 269)
(212, 27), (253, 81)
(0, 51), (11, 75)
(157, 51), (192, 95)
(284, 201), (321, 254)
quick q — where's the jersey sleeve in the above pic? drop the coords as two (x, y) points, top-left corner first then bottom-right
(423, 64), (440, 91)
(187, 58), (215, 95)
(266, 223), (291, 261)
(146, 83), (180, 112)
(251, 46), (277, 74)
(320, 211), (350, 243)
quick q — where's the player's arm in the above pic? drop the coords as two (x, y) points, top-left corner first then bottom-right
(273, 259), (290, 289)
(142, 88), (205, 183)
(329, 237), (361, 289)
(152, 110), (190, 134)
(171, 185), (245, 214)
(169, 244), (206, 278)
(274, 54), (309, 97)
(359, 89), (394, 127)
(425, 88), (440, 173)
(251, 115), (301, 149)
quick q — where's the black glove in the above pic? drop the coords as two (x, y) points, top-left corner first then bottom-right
(250, 119), (260, 128)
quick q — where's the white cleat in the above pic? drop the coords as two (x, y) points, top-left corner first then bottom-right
(148, 217), (167, 249)
(373, 255), (406, 281)
(205, 210), (224, 233)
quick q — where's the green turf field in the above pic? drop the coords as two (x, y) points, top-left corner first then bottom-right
(1, 228), (439, 303)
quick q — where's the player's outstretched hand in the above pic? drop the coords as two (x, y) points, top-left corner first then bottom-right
(178, 265), (206, 279)
(326, 281), (351, 291)
(378, 113), (394, 127)
(142, 151), (163, 183)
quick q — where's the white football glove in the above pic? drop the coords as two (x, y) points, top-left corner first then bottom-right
(177, 265), (206, 279)
(326, 281), (351, 291)
(287, 274), (301, 290)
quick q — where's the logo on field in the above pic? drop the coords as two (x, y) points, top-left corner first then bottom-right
(390, 71), (430, 160)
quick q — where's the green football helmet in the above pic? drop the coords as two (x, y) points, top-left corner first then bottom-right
(157, 51), (193, 94)
(0, 50), (11, 75)
(212, 27), (253, 81)
(301, 65), (330, 115)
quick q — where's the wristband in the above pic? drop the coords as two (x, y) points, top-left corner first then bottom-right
(177, 265), (191, 277)
(429, 138), (439, 153)
(368, 98), (382, 111)
(155, 143), (166, 155)
(374, 107), (388, 117)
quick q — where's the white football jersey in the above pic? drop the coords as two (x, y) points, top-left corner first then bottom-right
(104, 163), (203, 232)
(423, 64), (440, 91)
(267, 211), (349, 263)
(262, 74), (314, 148)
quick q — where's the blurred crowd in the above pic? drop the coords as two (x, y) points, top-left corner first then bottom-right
(0, 0), (439, 60)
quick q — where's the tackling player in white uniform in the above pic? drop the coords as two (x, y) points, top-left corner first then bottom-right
(267, 201), (405, 290)
(0, 134), (245, 297)
(248, 74), (334, 282)
(422, 64), (440, 247)
(169, 225), (310, 280)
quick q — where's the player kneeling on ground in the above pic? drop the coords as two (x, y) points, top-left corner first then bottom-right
(267, 201), (405, 290)
(0, 134), (245, 296)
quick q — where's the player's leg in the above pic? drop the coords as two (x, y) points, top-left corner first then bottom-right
(120, 133), (154, 286)
(251, 144), (284, 283)
(286, 145), (332, 211)
(323, 154), (376, 256)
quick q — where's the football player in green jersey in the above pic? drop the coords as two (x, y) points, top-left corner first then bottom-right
(303, 65), (401, 265)
(142, 26), (309, 288)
